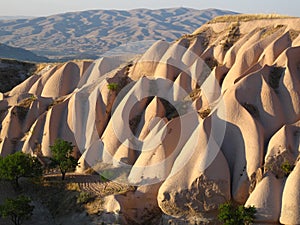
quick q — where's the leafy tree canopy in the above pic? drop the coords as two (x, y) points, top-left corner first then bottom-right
(50, 139), (78, 180)
(0, 152), (42, 187)
(218, 202), (256, 225)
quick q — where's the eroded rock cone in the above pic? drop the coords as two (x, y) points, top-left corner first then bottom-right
(0, 15), (300, 224)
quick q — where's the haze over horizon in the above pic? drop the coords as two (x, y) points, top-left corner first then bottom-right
(1, 0), (299, 17)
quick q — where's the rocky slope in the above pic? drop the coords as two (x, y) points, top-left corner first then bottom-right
(0, 15), (300, 224)
(0, 8), (236, 60)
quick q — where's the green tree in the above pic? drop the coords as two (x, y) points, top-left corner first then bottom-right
(0, 195), (34, 225)
(50, 139), (78, 180)
(218, 202), (256, 225)
(0, 152), (42, 188)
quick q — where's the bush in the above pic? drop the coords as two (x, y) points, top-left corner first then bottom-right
(0, 195), (34, 225)
(218, 202), (256, 225)
(107, 82), (119, 91)
(281, 160), (294, 177)
(76, 191), (93, 204)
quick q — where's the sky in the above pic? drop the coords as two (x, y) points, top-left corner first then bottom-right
(0, 0), (299, 17)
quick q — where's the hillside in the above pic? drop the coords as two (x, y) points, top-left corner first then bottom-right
(0, 43), (50, 62)
(0, 8), (236, 60)
(0, 14), (300, 224)
(0, 59), (37, 93)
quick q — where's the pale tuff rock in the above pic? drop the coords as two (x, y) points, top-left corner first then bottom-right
(245, 173), (285, 223)
(1, 17), (300, 224)
(280, 160), (300, 224)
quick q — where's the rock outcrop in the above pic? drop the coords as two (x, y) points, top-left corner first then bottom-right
(1, 15), (300, 224)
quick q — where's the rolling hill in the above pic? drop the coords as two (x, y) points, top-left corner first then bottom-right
(0, 8), (237, 60)
(0, 43), (49, 62)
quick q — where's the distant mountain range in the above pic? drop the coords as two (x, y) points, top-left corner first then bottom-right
(0, 8), (237, 61)
(0, 16), (33, 20)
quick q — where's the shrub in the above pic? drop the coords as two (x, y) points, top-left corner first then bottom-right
(281, 160), (294, 177)
(107, 82), (119, 91)
(0, 195), (34, 225)
(218, 202), (256, 225)
(76, 191), (93, 204)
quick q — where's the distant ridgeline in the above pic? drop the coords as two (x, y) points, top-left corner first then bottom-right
(0, 8), (237, 61)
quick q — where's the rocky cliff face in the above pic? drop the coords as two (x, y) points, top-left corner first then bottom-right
(0, 15), (300, 224)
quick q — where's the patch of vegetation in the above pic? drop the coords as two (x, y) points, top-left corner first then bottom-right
(260, 25), (285, 39)
(49, 139), (79, 180)
(0, 59), (37, 93)
(0, 152), (42, 188)
(264, 150), (295, 179)
(199, 108), (211, 119)
(242, 102), (260, 118)
(177, 33), (195, 42)
(107, 82), (119, 91)
(17, 95), (37, 108)
(13, 95), (37, 121)
(188, 88), (201, 101)
(25, 178), (83, 217)
(208, 14), (294, 24)
(268, 66), (285, 90)
(14, 106), (29, 122)
(77, 191), (94, 205)
(0, 195), (34, 225)
(218, 202), (256, 225)
(179, 27), (216, 49)
(289, 29), (300, 41)
(47, 96), (67, 110)
(281, 160), (295, 177)
(221, 23), (240, 51)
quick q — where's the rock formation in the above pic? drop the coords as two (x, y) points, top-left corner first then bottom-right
(0, 15), (300, 224)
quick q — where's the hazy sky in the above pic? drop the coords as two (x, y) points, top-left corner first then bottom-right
(0, 0), (299, 17)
